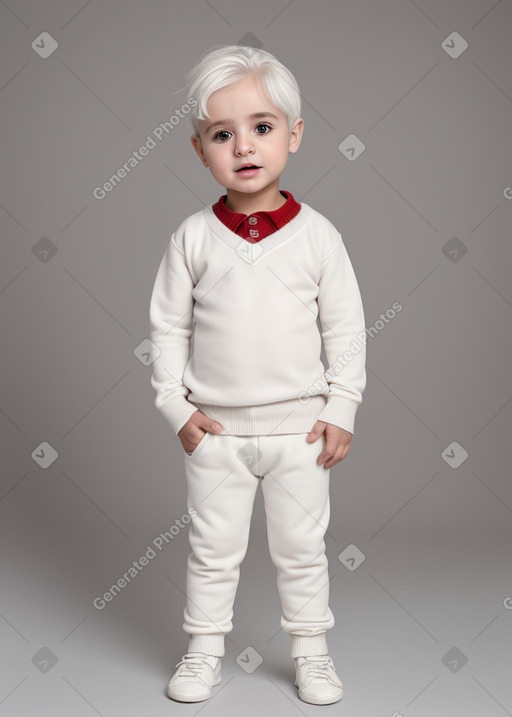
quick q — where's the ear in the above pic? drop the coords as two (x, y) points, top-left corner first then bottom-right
(191, 134), (208, 167)
(288, 117), (304, 154)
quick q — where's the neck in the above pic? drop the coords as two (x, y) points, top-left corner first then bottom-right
(224, 183), (286, 214)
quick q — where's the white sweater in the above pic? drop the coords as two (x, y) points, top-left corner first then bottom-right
(149, 201), (367, 437)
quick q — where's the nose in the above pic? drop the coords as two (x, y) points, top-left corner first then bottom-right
(234, 130), (255, 157)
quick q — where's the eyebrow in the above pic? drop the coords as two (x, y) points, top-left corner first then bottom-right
(205, 112), (279, 135)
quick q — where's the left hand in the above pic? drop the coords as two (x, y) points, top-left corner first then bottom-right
(306, 420), (353, 469)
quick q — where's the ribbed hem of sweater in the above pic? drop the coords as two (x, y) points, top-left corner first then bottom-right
(187, 395), (328, 436)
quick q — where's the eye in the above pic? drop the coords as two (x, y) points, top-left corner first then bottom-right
(213, 130), (232, 142)
(213, 123), (272, 142)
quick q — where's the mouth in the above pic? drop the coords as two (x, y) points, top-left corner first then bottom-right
(235, 165), (261, 175)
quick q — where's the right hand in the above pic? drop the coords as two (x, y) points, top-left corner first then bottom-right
(178, 410), (224, 455)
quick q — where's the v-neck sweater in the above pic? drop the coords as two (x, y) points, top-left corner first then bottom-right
(149, 200), (367, 436)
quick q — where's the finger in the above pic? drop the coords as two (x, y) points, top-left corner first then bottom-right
(317, 451), (332, 466)
(323, 450), (345, 468)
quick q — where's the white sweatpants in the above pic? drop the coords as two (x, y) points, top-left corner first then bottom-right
(182, 431), (335, 658)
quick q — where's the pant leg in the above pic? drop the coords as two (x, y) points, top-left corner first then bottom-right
(259, 433), (335, 658)
(182, 432), (260, 657)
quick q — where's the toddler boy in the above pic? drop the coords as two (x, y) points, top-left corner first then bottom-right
(149, 44), (367, 706)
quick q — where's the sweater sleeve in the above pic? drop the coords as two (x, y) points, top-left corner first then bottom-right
(315, 233), (367, 434)
(149, 233), (199, 435)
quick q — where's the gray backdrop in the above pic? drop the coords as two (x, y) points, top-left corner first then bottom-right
(1, 1), (511, 715)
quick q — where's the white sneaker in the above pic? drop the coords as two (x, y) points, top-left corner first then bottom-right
(294, 655), (344, 705)
(167, 651), (221, 702)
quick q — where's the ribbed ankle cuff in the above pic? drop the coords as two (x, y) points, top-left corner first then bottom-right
(290, 633), (329, 658)
(187, 633), (225, 657)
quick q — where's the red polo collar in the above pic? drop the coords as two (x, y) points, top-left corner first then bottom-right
(211, 190), (301, 243)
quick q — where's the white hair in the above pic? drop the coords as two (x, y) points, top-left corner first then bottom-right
(183, 44), (302, 138)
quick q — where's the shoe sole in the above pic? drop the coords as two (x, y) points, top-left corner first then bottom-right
(167, 674), (221, 702)
(295, 680), (343, 705)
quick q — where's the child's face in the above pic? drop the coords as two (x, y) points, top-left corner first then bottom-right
(191, 74), (303, 198)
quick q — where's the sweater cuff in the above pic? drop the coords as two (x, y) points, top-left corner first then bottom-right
(316, 396), (359, 435)
(159, 396), (199, 435)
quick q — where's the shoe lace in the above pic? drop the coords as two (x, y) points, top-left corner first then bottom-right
(174, 654), (213, 678)
(301, 656), (334, 681)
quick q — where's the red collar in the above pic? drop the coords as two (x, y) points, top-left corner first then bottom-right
(212, 190), (301, 235)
